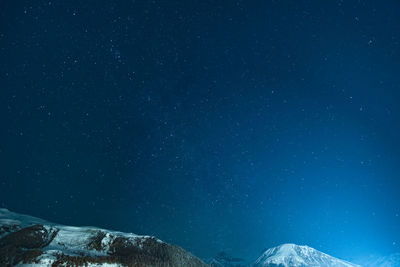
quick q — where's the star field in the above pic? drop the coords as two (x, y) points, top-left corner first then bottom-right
(1, 0), (400, 263)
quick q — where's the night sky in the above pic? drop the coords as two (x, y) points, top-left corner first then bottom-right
(1, 0), (400, 263)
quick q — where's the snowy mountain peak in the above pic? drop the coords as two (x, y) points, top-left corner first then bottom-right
(253, 243), (361, 267)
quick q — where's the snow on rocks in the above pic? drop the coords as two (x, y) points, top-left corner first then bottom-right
(0, 209), (208, 267)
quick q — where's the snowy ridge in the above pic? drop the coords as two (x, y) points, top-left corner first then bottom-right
(0, 208), (154, 256)
(0, 208), (48, 235)
(0, 208), (208, 267)
(252, 243), (361, 267)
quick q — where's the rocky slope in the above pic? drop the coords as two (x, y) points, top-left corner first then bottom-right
(252, 243), (360, 267)
(0, 208), (208, 267)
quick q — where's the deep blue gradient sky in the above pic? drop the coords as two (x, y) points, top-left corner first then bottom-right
(1, 0), (400, 263)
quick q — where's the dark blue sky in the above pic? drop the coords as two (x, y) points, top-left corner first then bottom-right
(1, 0), (400, 263)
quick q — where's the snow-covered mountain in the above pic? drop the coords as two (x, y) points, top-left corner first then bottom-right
(252, 243), (360, 267)
(0, 208), (208, 266)
(4, 209), (399, 267)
